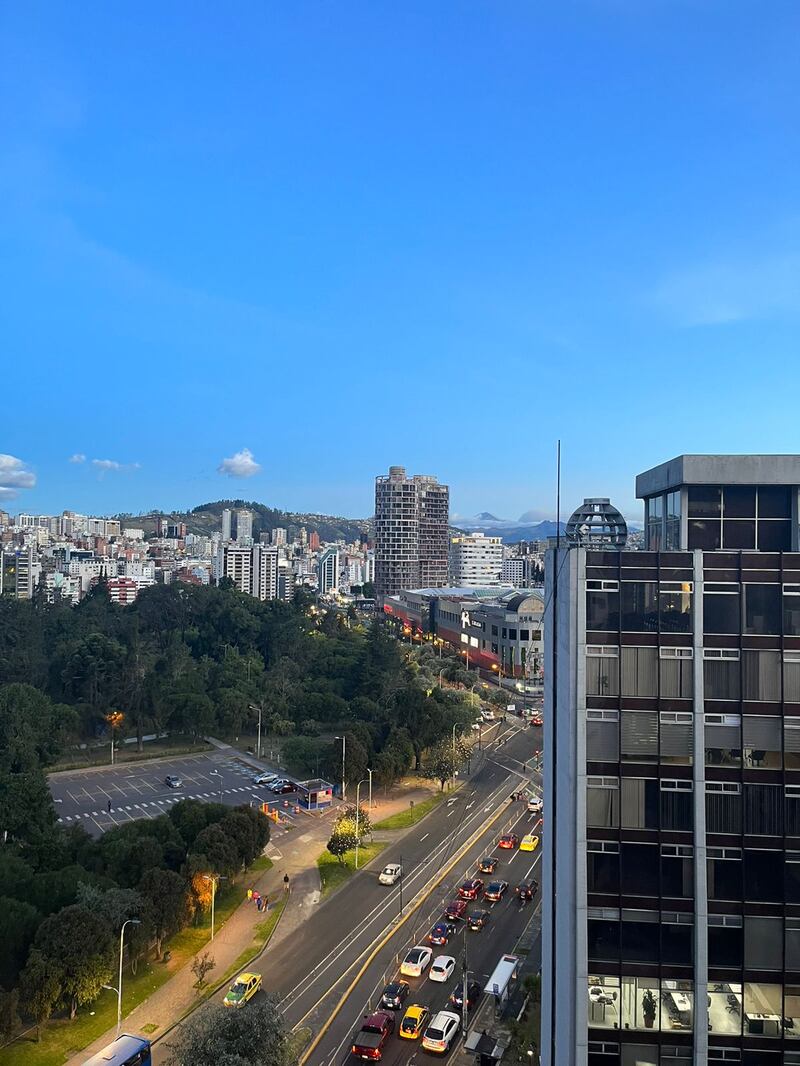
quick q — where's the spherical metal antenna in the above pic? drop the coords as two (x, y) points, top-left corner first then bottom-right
(566, 497), (627, 549)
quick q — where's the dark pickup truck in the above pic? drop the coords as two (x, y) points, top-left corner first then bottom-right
(351, 1010), (395, 1060)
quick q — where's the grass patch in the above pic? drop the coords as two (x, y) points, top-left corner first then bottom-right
(0, 869), (270, 1066)
(288, 1027), (312, 1059)
(51, 736), (212, 772)
(317, 841), (386, 898)
(373, 792), (445, 830)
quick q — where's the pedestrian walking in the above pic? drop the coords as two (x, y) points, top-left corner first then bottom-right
(247, 888), (253, 903)
(107, 799), (112, 813)
(256, 896), (263, 912)
(283, 874), (290, 894)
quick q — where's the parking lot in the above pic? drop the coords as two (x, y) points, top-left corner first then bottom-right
(49, 751), (306, 837)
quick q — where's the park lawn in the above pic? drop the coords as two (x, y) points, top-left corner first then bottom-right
(317, 841), (386, 897)
(373, 791), (445, 830)
(0, 865), (272, 1066)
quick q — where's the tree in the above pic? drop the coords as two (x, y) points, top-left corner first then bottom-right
(191, 951), (216, 992)
(139, 868), (192, 958)
(32, 904), (114, 1019)
(192, 823), (240, 879)
(0, 989), (20, 1040)
(425, 737), (468, 791)
(18, 949), (60, 1039)
(326, 828), (358, 864)
(335, 805), (371, 840)
(0, 767), (56, 843)
(0, 897), (41, 986)
(164, 995), (293, 1066)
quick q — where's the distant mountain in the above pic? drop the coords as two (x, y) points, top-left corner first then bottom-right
(475, 511), (502, 522)
(131, 500), (369, 543)
(454, 512), (565, 543)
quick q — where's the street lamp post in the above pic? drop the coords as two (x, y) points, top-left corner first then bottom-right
(202, 874), (227, 940)
(354, 777), (369, 869)
(367, 767), (373, 811)
(106, 918), (141, 1038)
(451, 724), (458, 789)
(335, 735), (346, 801)
(256, 702), (262, 759)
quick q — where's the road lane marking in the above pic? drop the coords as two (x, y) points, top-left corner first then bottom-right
(419, 834), (429, 842)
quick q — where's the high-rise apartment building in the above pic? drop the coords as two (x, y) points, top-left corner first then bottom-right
(272, 527), (287, 546)
(252, 544), (278, 601)
(318, 546), (339, 596)
(449, 531), (503, 586)
(221, 508), (232, 541)
(542, 455), (800, 1066)
(236, 509), (253, 543)
(374, 466), (449, 602)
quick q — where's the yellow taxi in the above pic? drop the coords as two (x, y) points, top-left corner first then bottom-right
(519, 833), (540, 852)
(223, 971), (262, 1007)
(399, 1003), (431, 1039)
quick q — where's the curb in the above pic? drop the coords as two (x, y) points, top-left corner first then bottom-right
(299, 793), (510, 1064)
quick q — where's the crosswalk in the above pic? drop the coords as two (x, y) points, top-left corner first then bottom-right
(57, 779), (284, 823)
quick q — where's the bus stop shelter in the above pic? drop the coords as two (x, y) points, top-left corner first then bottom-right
(484, 953), (520, 1007)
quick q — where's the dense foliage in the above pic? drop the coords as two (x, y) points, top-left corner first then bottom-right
(164, 994), (293, 1066)
(188, 497), (366, 543)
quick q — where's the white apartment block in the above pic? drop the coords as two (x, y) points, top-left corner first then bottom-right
(318, 547), (340, 595)
(449, 532), (503, 586)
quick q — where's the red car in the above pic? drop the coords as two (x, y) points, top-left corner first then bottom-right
(530, 714), (543, 726)
(498, 834), (519, 850)
(458, 879), (484, 900)
(443, 899), (468, 921)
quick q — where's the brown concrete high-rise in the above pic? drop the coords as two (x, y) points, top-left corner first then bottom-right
(374, 466), (449, 603)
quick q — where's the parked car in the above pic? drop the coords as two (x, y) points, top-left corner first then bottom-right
(253, 772), (278, 785)
(164, 775), (183, 789)
(270, 780), (296, 794)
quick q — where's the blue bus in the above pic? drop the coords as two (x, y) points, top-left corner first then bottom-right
(82, 1034), (151, 1066)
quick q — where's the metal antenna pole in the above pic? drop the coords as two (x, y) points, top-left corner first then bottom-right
(549, 439), (561, 1066)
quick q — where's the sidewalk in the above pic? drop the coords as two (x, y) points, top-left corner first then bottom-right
(65, 778), (442, 1064)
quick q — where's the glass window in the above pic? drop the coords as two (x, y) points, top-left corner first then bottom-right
(786, 986), (800, 1040)
(723, 520), (756, 550)
(707, 847), (742, 900)
(620, 975), (661, 1033)
(743, 782), (783, 834)
(744, 982), (782, 1037)
(620, 582), (658, 631)
(785, 587), (800, 636)
(620, 710), (658, 762)
(742, 716), (781, 769)
(758, 485), (792, 518)
(587, 842), (620, 894)
(704, 650), (741, 699)
(786, 720), (800, 768)
(744, 848), (783, 902)
(758, 520), (791, 551)
(659, 584), (692, 633)
(660, 650), (694, 698)
(689, 486), (721, 518)
(787, 855), (800, 904)
(587, 915), (620, 961)
(587, 974), (620, 1030)
(621, 910), (659, 963)
(660, 979), (694, 1033)
(519, 629), (529, 641)
(621, 646), (657, 697)
(660, 711), (693, 765)
(586, 711), (620, 762)
(587, 778), (619, 828)
(742, 650), (781, 701)
(587, 591), (619, 630)
(621, 778), (659, 829)
(724, 486), (756, 518)
(788, 920), (800, 970)
(706, 784), (742, 834)
(704, 587), (741, 634)
(707, 978), (742, 1035)
(622, 1048), (657, 1066)
(786, 653), (800, 702)
(787, 791), (800, 836)
(708, 916), (743, 969)
(661, 780), (693, 831)
(587, 648), (620, 697)
(620, 842), (658, 896)
(743, 584), (781, 635)
(689, 519), (721, 550)
(661, 914), (693, 966)
(745, 917), (782, 971)
(705, 713), (742, 766)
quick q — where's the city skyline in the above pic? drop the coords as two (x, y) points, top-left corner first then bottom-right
(3, 3), (799, 522)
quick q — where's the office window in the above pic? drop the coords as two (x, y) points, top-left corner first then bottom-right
(587, 909), (620, 961)
(661, 844), (693, 898)
(661, 779), (693, 831)
(620, 710), (658, 762)
(787, 918), (800, 970)
(758, 520), (792, 550)
(705, 713), (742, 766)
(704, 648), (741, 700)
(706, 782), (742, 834)
(788, 786), (800, 836)
(619, 975), (663, 1034)
(661, 912), (694, 966)
(744, 917), (782, 971)
(519, 629), (529, 641)
(786, 720), (800, 769)
(587, 710), (620, 762)
(658, 582), (692, 636)
(708, 914), (743, 969)
(620, 842), (658, 895)
(758, 485), (792, 518)
(665, 490), (682, 551)
(744, 782), (783, 835)
(723, 486), (756, 518)
(660, 711), (693, 764)
(587, 777), (619, 828)
(704, 585), (741, 635)
(689, 519), (721, 550)
(742, 716), (781, 770)
(707, 846), (742, 900)
(744, 847), (783, 902)
(659, 979), (694, 1034)
(785, 652), (800, 702)
(647, 494), (665, 551)
(660, 647), (694, 698)
(723, 519), (756, 550)
(508, 628), (517, 640)
(743, 584), (781, 635)
(587, 647), (620, 697)
(689, 485), (721, 518)
(785, 585), (800, 637)
(742, 650), (781, 701)
(621, 646), (657, 697)
(621, 909), (659, 963)
(621, 778), (659, 829)
(587, 841), (620, 894)
(787, 853), (800, 904)
(620, 581), (658, 632)
(587, 974), (620, 1031)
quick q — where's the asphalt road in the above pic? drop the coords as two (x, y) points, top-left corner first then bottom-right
(151, 720), (540, 1065)
(49, 751), (303, 837)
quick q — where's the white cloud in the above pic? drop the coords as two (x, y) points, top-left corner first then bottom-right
(651, 251), (800, 326)
(0, 454), (36, 499)
(217, 448), (261, 479)
(91, 458), (140, 475)
(69, 453), (86, 463)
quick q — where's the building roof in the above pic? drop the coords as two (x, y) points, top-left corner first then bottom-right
(636, 454), (800, 498)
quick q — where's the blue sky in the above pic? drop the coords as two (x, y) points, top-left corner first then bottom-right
(2, 1), (799, 524)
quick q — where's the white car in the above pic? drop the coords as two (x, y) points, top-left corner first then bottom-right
(481, 709), (496, 723)
(253, 772), (278, 785)
(527, 797), (543, 815)
(421, 1010), (460, 1052)
(429, 955), (456, 983)
(378, 863), (402, 886)
(400, 946), (433, 978)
